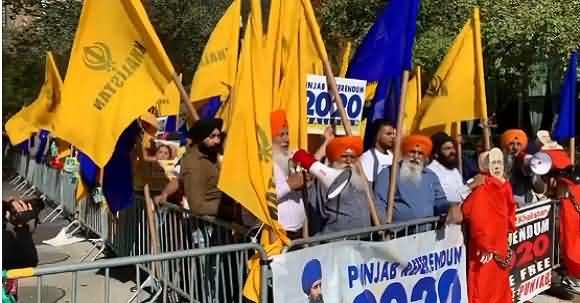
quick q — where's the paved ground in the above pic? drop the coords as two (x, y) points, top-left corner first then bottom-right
(4, 177), (580, 303)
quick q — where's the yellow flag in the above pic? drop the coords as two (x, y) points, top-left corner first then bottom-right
(190, 0), (241, 103)
(403, 66), (422, 134)
(156, 74), (180, 117)
(272, 0), (324, 150)
(5, 52), (63, 145)
(219, 0), (279, 233)
(415, 8), (487, 132)
(51, 0), (175, 167)
(338, 41), (352, 77)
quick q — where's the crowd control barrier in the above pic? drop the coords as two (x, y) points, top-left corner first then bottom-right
(6, 243), (269, 303)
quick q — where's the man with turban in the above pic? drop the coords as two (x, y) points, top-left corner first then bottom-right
(270, 110), (307, 238)
(301, 259), (323, 303)
(374, 134), (461, 224)
(292, 136), (371, 234)
(155, 118), (237, 219)
(462, 148), (517, 303)
(500, 129), (546, 206)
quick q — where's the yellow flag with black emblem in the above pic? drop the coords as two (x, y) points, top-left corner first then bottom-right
(414, 7), (487, 132)
(51, 0), (175, 167)
(5, 52), (63, 145)
(190, 0), (241, 103)
(218, 0), (280, 233)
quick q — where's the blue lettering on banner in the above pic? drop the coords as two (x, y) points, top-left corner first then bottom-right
(351, 268), (462, 303)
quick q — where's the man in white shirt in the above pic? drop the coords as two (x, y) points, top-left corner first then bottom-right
(271, 110), (307, 239)
(427, 132), (483, 204)
(360, 120), (396, 187)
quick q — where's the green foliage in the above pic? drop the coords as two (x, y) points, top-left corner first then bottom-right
(316, 0), (580, 108)
(3, 0), (579, 116)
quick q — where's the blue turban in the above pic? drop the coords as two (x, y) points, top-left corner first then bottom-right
(353, 290), (376, 303)
(301, 259), (322, 295)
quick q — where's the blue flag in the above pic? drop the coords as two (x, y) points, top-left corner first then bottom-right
(200, 96), (222, 119)
(554, 51), (577, 141)
(78, 121), (140, 213)
(34, 130), (50, 163)
(346, 0), (420, 148)
(103, 121), (140, 213)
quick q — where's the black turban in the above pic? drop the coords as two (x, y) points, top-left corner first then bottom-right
(188, 118), (223, 144)
(431, 131), (454, 154)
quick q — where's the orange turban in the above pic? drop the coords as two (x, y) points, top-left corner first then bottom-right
(402, 134), (433, 156)
(500, 129), (528, 150)
(326, 136), (363, 162)
(271, 110), (288, 137)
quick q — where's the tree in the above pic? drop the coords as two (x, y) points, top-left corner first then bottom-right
(316, 0), (580, 113)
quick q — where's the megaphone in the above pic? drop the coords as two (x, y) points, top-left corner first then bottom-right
(308, 162), (352, 199)
(523, 151), (552, 176)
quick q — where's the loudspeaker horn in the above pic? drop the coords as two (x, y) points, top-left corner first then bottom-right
(524, 151), (552, 176)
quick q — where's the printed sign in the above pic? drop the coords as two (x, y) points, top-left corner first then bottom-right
(306, 75), (366, 135)
(272, 225), (467, 303)
(509, 200), (554, 303)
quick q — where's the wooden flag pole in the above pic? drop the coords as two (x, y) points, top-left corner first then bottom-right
(172, 72), (199, 124)
(571, 137), (576, 165)
(322, 60), (381, 227)
(473, 7), (491, 151)
(455, 122), (464, 176)
(386, 70), (411, 224)
(302, 0), (380, 226)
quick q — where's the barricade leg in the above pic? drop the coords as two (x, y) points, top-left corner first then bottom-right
(41, 204), (64, 223)
(80, 239), (106, 262)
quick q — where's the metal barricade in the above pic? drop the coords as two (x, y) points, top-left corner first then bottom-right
(7, 243), (268, 303)
(286, 216), (442, 252)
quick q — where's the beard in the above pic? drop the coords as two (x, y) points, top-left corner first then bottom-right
(400, 159), (424, 186)
(437, 152), (458, 169)
(309, 295), (324, 303)
(331, 161), (367, 192)
(198, 141), (220, 158)
(273, 151), (290, 177)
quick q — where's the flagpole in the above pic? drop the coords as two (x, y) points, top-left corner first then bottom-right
(455, 122), (463, 176)
(473, 7), (491, 151)
(571, 137), (576, 165)
(386, 70), (411, 224)
(322, 61), (381, 227)
(172, 73), (199, 123)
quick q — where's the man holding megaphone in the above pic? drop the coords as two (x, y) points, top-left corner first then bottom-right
(292, 136), (372, 235)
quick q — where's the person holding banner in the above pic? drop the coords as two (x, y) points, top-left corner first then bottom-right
(360, 120), (396, 188)
(373, 134), (462, 224)
(500, 129), (547, 207)
(462, 148), (517, 303)
(293, 136), (371, 235)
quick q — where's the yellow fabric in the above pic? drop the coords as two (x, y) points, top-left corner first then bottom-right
(403, 66), (421, 135)
(190, 0), (241, 103)
(156, 74), (180, 116)
(338, 41), (352, 77)
(5, 52), (63, 145)
(365, 81), (378, 101)
(414, 8), (487, 133)
(243, 237), (284, 303)
(272, 0), (324, 150)
(218, 0), (280, 234)
(50, 0), (174, 167)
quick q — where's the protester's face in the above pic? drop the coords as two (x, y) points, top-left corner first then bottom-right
(202, 128), (222, 151)
(437, 141), (458, 168)
(309, 280), (322, 301)
(156, 146), (171, 160)
(272, 128), (290, 154)
(507, 139), (523, 155)
(334, 149), (357, 168)
(376, 126), (396, 150)
(404, 146), (426, 166)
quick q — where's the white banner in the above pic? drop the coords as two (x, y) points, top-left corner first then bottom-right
(272, 225), (467, 303)
(307, 75), (366, 135)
